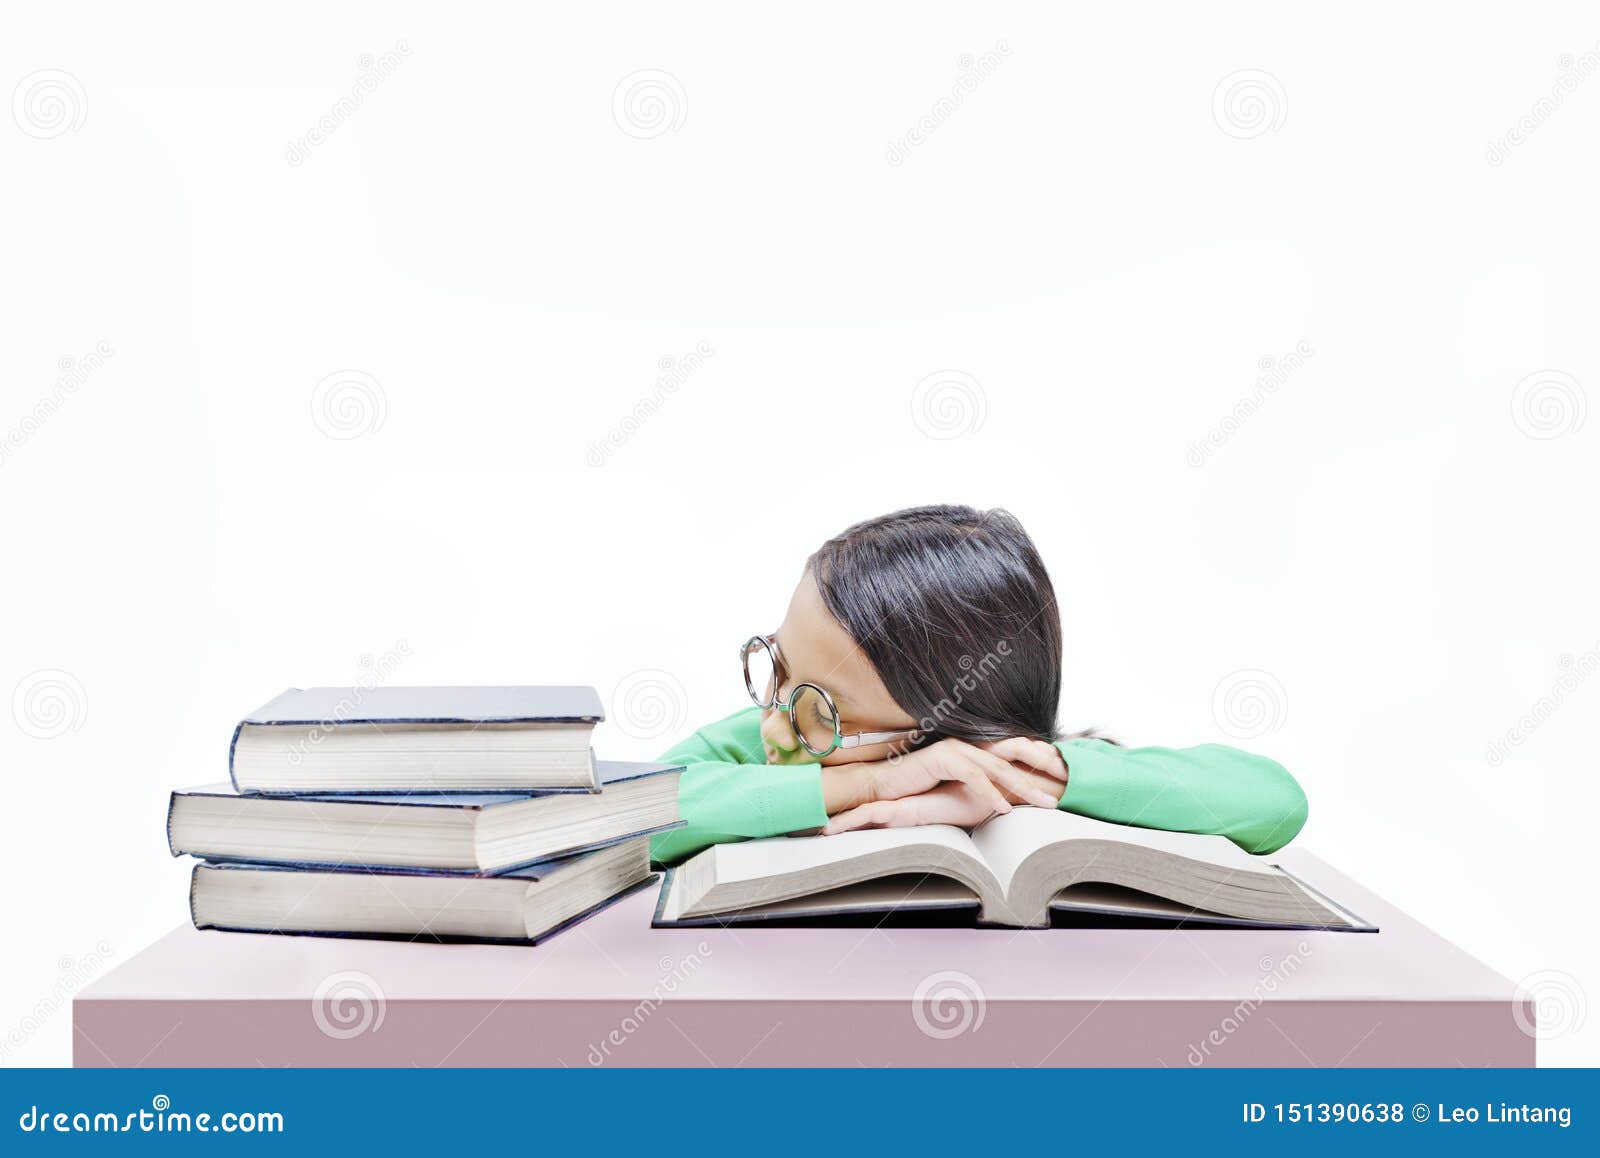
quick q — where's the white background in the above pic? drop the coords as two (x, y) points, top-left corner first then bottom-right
(3, 3), (1596, 1066)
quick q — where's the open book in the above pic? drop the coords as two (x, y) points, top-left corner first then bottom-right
(654, 808), (1374, 931)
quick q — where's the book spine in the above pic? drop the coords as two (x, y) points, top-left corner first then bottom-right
(165, 791), (179, 858)
(225, 722), (247, 792)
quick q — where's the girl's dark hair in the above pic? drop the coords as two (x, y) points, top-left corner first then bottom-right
(807, 505), (1069, 744)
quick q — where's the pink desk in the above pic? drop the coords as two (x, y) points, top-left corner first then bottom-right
(73, 851), (1534, 1067)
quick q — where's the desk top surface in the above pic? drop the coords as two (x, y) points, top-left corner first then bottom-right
(82, 850), (1515, 1005)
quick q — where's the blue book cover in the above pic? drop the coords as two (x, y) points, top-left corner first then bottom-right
(238, 685), (605, 727)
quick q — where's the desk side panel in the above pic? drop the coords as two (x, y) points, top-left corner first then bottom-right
(73, 995), (1535, 1068)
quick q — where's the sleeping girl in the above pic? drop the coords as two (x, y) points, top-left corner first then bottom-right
(652, 504), (1306, 866)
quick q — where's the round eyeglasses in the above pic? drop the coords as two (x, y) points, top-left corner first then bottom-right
(741, 634), (920, 758)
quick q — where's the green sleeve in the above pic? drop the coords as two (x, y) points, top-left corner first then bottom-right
(1054, 737), (1308, 855)
(651, 707), (828, 865)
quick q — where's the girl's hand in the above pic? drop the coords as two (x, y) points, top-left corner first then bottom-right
(822, 736), (1069, 833)
(977, 738), (1069, 807)
(824, 781), (1001, 834)
(862, 736), (1064, 812)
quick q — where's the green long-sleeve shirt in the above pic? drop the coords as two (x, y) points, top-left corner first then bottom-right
(650, 707), (1307, 865)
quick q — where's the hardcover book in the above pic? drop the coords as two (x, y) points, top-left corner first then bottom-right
(228, 685), (606, 794)
(170, 761), (683, 874)
(191, 835), (655, 945)
(653, 808), (1376, 931)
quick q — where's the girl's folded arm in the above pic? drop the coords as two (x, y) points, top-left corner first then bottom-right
(650, 761), (827, 865)
(1053, 738), (1308, 854)
(651, 707), (827, 865)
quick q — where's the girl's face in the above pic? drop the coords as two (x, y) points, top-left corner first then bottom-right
(759, 572), (919, 766)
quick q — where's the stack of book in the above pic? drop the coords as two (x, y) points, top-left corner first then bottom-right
(167, 686), (683, 945)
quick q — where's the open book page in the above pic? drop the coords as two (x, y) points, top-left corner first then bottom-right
(1048, 881), (1375, 931)
(971, 808), (1267, 891)
(709, 824), (983, 885)
(690, 876), (980, 921)
(968, 808), (1291, 925)
(673, 824), (999, 919)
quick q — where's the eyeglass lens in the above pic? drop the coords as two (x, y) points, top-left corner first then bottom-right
(791, 685), (839, 755)
(744, 639), (777, 707)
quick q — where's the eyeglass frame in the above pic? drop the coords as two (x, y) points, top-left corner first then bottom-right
(741, 633), (921, 758)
